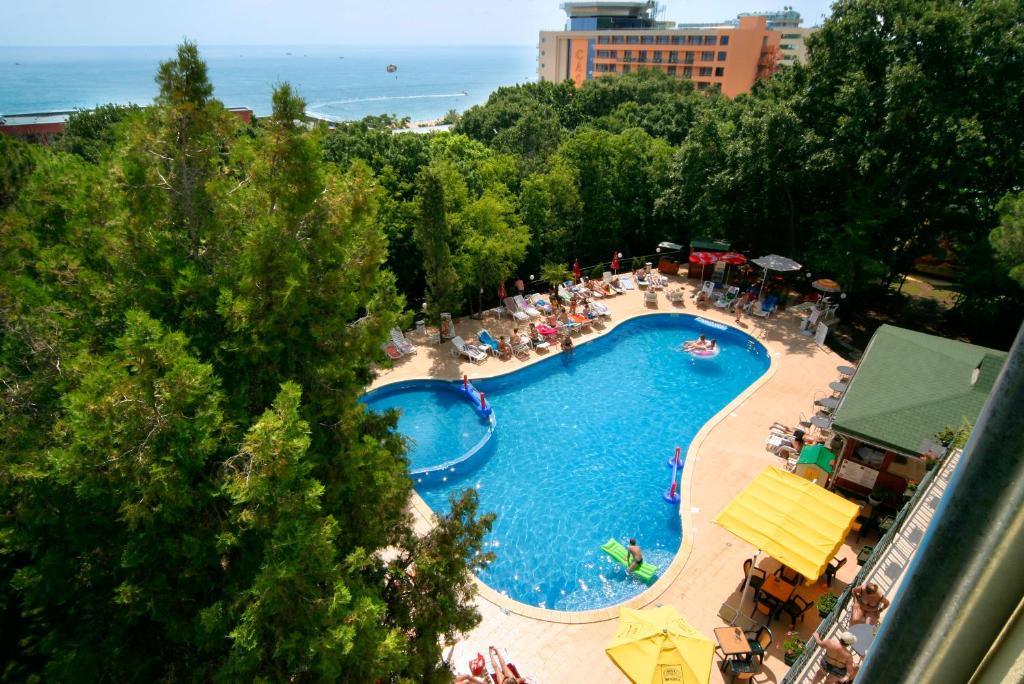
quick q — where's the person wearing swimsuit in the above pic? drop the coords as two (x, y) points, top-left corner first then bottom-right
(851, 581), (890, 625)
(812, 631), (856, 683)
(488, 646), (525, 684)
(627, 538), (644, 574)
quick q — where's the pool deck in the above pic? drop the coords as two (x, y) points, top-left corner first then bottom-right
(371, 276), (862, 683)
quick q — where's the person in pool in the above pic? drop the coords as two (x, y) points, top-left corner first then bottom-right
(560, 334), (574, 352)
(682, 334), (708, 351)
(627, 538), (644, 574)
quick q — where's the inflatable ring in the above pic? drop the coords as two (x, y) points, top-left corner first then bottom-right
(690, 347), (720, 358)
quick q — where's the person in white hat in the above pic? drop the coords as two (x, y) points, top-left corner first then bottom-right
(812, 630), (857, 683)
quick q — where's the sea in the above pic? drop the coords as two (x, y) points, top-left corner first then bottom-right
(0, 45), (536, 122)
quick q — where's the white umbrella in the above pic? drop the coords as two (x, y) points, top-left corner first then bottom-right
(752, 254), (802, 298)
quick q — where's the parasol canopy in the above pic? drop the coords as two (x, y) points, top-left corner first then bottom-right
(752, 254), (802, 297)
(719, 252), (747, 265)
(688, 252), (718, 266)
(812, 278), (842, 293)
(606, 606), (715, 684)
(714, 466), (859, 582)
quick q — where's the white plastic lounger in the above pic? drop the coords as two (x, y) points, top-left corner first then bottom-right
(618, 275), (635, 290)
(451, 336), (487, 363)
(513, 294), (542, 318)
(503, 297), (530, 322)
(390, 327), (416, 355)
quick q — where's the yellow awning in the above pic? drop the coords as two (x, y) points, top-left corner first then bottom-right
(606, 606), (715, 684)
(713, 466), (860, 582)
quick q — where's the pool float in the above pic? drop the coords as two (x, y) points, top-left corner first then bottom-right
(690, 346), (719, 358)
(600, 539), (658, 584)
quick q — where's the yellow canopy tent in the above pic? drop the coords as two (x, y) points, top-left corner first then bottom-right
(605, 606), (715, 684)
(714, 466), (860, 582)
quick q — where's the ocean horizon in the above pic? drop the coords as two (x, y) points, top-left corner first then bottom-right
(0, 45), (537, 122)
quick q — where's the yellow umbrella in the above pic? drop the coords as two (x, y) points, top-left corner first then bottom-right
(605, 606), (715, 684)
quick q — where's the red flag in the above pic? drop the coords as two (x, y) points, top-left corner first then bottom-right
(611, 253), (620, 273)
(497, 281), (507, 300)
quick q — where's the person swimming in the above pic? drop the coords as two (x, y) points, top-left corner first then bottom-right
(682, 334), (708, 351)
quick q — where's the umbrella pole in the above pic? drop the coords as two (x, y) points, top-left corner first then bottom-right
(733, 550), (761, 625)
(759, 269), (768, 301)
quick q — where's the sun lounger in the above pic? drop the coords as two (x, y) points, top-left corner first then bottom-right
(645, 290), (658, 306)
(513, 294), (542, 318)
(618, 275), (635, 290)
(752, 295), (779, 319)
(478, 329), (501, 355)
(536, 323), (559, 339)
(451, 336), (487, 363)
(390, 327), (417, 355)
(636, 272), (650, 288)
(511, 337), (531, 358)
(503, 297), (531, 322)
(530, 294), (553, 314)
(589, 301), (610, 318)
(381, 342), (403, 360)
(665, 287), (685, 303)
(714, 286), (739, 309)
(568, 313), (592, 330)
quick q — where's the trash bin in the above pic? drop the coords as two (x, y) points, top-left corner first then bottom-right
(415, 320), (425, 335)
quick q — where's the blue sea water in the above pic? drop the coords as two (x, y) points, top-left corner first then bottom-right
(364, 315), (770, 611)
(0, 45), (535, 120)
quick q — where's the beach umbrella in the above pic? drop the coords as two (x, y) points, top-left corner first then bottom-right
(751, 254), (802, 298)
(719, 252), (746, 265)
(689, 251), (718, 281)
(812, 278), (842, 293)
(606, 606), (715, 684)
(611, 252), (620, 274)
(572, 259), (582, 281)
(497, 280), (507, 302)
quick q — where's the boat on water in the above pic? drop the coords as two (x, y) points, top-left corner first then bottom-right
(386, 64), (398, 73)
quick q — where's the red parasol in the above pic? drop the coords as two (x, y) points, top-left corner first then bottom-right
(719, 252), (747, 265)
(497, 281), (507, 301)
(572, 259), (582, 280)
(611, 252), (620, 273)
(689, 252), (719, 265)
(689, 251), (718, 281)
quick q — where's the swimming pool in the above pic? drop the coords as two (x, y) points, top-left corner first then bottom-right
(363, 314), (769, 611)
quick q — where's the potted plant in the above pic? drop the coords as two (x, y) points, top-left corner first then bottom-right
(816, 591), (838, 618)
(904, 480), (918, 498)
(868, 486), (885, 506)
(782, 631), (806, 666)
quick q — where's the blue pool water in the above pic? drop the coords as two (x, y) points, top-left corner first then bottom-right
(364, 314), (769, 611)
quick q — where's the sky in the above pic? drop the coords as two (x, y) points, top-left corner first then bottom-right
(0, 1), (836, 46)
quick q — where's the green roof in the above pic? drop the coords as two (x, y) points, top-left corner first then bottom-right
(797, 444), (836, 474)
(831, 325), (1007, 455)
(690, 239), (731, 252)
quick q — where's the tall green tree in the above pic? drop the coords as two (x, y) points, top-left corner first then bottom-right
(454, 190), (530, 315)
(414, 165), (462, 321)
(57, 102), (142, 163)
(991, 192), (1024, 288)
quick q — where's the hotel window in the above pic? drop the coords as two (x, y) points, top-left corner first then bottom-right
(656, 36), (670, 44)
(667, 66), (677, 75)
(668, 52), (679, 63)
(623, 64), (632, 72)
(627, 35), (639, 43)
(638, 50), (647, 62)
(703, 35), (717, 45)
(624, 50), (632, 58)
(699, 66), (712, 77)
(683, 66), (692, 77)
(641, 36), (653, 44)
(697, 81), (709, 90)
(782, 33), (801, 39)
(612, 35), (624, 44)
(671, 36), (684, 44)
(701, 51), (714, 61)
(597, 36), (610, 44)
(715, 67), (724, 76)
(720, 35), (730, 45)
(688, 35), (702, 45)
(684, 51), (695, 63)
(718, 51), (727, 61)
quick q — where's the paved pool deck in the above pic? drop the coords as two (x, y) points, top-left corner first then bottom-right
(370, 275), (863, 683)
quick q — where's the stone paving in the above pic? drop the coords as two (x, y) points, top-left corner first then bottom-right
(371, 274), (864, 683)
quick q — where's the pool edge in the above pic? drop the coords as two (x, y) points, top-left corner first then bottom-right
(404, 312), (779, 623)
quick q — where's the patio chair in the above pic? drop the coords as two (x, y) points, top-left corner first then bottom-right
(503, 297), (531, 322)
(478, 329), (501, 356)
(511, 336), (531, 359)
(778, 595), (813, 627)
(775, 566), (803, 584)
(381, 342), (403, 360)
(451, 336), (487, 364)
(645, 290), (658, 306)
(665, 287), (685, 303)
(390, 327), (416, 355)
(715, 285), (740, 309)
(825, 556), (848, 587)
(745, 625), (773, 665)
(751, 295), (779, 318)
(635, 271), (650, 288)
(750, 593), (779, 623)
(742, 559), (767, 594)
(725, 654), (761, 682)
(513, 294), (542, 318)
(693, 280), (715, 302)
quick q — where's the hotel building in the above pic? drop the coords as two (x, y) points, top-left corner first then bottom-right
(537, 2), (817, 97)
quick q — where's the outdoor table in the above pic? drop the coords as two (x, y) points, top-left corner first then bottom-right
(837, 364), (856, 377)
(760, 574), (795, 604)
(815, 396), (840, 409)
(810, 414), (833, 430)
(848, 622), (877, 657)
(829, 381), (849, 394)
(714, 626), (752, 658)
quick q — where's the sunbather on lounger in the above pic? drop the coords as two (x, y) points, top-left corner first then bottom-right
(498, 337), (513, 361)
(489, 646), (525, 684)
